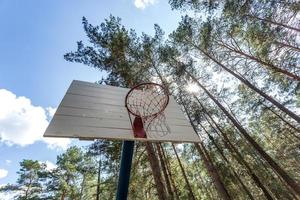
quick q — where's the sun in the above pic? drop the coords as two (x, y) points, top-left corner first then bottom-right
(186, 83), (200, 93)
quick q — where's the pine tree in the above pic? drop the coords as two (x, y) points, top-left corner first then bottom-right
(0, 160), (47, 200)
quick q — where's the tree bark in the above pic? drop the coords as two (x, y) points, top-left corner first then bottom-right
(258, 158), (295, 200)
(209, 119), (274, 199)
(184, 69), (300, 195)
(79, 175), (86, 200)
(195, 98), (291, 199)
(274, 41), (300, 52)
(96, 156), (101, 200)
(217, 41), (300, 81)
(60, 176), (70, 200)
(195, 143), (232, 200)
(145, 142), (168, 200)
(156, 143), (174, 200)
(198, 123), (256, 200)
(160, 144), (181, 200)
(190, 46), (300, 123)
(24, 174), (33, 199)
(179, 95), (232, 200)
(264, 105), (300, 140)
(246, 14), (300, 32)
(61, 189), (66, 200)
(171, 143), (197, 200)
(196, 167), (215, 200)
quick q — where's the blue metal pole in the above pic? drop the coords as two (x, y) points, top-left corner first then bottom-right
(116, 140), (135, 200)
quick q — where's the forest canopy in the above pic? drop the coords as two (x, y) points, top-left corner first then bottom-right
(1, 0), (299, 199)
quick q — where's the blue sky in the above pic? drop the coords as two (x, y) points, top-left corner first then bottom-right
(0, 0), (182, 186)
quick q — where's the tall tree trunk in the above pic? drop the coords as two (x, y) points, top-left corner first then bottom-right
(195, 143), (232, 200)
(145, 142), (168, 200)
(196, 98), (293, 199)
(179, 97), (231, 200)
(96, 156), (101, 200)
(156, 143), (174, 200)
(184, 69), (300, 195)
(61, 176), (71, 200)
(198, 123), (256, 200)
(182, 91), (252, 198)
(24, 175), (33, 199)
(61, 190), (66, 200)
(189, 46), (300, 123)
(257, 158), (295, 200)
(196, 166), (215, 200)
(264, 105), (300, 139)
(217, 41), (300, 81)
(245, 14), (300, 32)
(171, 143), (197, 200)
(271, 165), (300, 200)
(160, 144), (181, 200)
(79, 175), (86, 200)
(274, 41), (300, 52)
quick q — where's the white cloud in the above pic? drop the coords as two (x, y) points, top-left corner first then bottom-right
(134, 0), (157, 9)
(5, 160), (11, 165)
(45, 160), (56, 171)
(43, 137), (71, 150)
(0, 89), (70, 150)
(39, 160), (56, 171)
(46, 107), (56, 118)
(0, 169), (8, 179)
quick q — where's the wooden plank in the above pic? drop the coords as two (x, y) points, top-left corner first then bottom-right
(58, 104), (184, 121)
(45, 123), (133, 140)
(69, 84), (128, 98)
(56, 107), (191, 126)
(45, 122), (200, 142)
(64, 92), (179, 110)
(60, 95), (184, 118)
(50, 115), (132, 129)
(72, 80), (181, 108)
(72, 80), (129, 93)
(70, 81), (180, 108)
(48, 115), (193, 134)
(63, 93), (126, 107)
(56, 107), (129, 120)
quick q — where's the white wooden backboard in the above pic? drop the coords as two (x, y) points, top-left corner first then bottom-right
(44, 80), (200, 143)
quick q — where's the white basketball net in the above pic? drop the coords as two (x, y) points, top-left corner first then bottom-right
(125, 83), (171, 138)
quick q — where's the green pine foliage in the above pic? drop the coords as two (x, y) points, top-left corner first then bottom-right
(1, 0), (299, 199)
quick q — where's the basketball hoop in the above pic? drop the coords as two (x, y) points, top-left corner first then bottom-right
(125, 83), (171, 139)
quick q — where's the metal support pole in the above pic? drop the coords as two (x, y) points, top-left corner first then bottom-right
(116, 140), (134, 200)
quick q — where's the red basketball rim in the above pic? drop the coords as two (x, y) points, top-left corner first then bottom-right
(125, 82), (169, 118)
